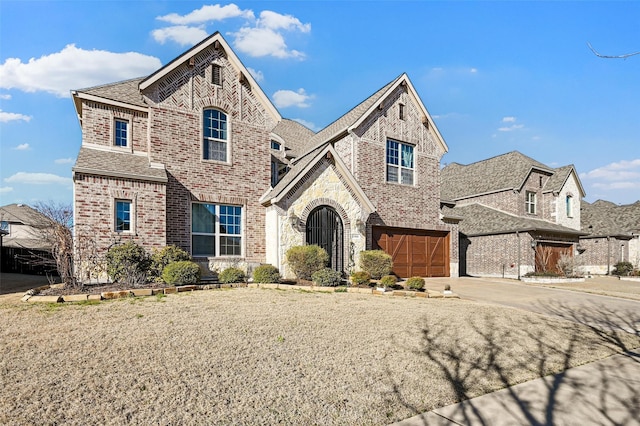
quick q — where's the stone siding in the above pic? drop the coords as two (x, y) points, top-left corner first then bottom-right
(553, 172), (581, 230)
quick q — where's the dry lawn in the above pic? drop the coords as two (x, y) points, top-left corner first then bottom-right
(1, 288), (638, 425)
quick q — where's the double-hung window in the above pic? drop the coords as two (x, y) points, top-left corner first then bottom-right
(525, 191), (537, 215)
(192, 203), (242, 257)
(114, 119), (128, 147)
(203, 109), (228, 162)
(115, 200), (131, 232)
(386, 139), (414, 185)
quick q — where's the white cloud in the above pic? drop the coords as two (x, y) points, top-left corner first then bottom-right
(54, 158), (74, 164)
(0, 94), (11, 100)
(291, 118), (319, 132)
(272, 88), (313, 108)
(4, 172), (72, 186)
(581, 159), (640, 196)
(13, 143), (30, 150)
(0, 110), (32, 123)
(247, 67), (264, 82)
(230, 10), (310, 59)
(151, 25), (209, 46)
(0, 187), (13, 194)
(498, 116), (524, 132)
(157, 4), (254, 25)
(0, 44), (162, 97)
(470, 68), (478, 73)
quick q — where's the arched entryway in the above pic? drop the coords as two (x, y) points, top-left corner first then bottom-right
(306, 205), (344, 273)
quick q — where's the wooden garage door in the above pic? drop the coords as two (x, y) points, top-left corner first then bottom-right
(535, 243), (572, 273)
(373, 227), (449, 278)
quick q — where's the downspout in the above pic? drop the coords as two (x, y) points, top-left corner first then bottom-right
(607, 236), (611, 275)
(516, 231), (521, 280)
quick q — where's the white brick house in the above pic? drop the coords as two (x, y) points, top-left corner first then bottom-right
(72, 32), (457, 280)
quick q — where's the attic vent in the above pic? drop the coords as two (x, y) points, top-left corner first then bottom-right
(399, 103), (405, 120)
(188, 57), (195, 67)
(212, 64), (222, 86)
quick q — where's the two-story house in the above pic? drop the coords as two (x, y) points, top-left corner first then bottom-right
(71, 32), (458, 280)
(0, 203), (52, 274)
(441, 151), (586, 278)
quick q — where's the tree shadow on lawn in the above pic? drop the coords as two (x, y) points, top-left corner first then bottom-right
(390, 301), (640, 425)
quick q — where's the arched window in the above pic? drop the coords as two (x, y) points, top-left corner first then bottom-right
(203, 108), (228, 162)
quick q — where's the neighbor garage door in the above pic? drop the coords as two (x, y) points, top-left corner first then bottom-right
(373, 227), (449, 278)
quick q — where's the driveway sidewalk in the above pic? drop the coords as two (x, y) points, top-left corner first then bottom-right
(393, 350), (640, 426)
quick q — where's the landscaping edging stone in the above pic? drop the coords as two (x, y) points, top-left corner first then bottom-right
(520, 277), (586, 284)
(619, 276), (640, 282)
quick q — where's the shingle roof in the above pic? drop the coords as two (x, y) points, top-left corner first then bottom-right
(73, 147), (167, 183)
(76, 77), (147, 108)
(441, 151), (553, 200)
(271, 119), (315, 158)
(581, 200), (640, 237)
(0, 204), (51, 227)
(448, 203), (586, 237)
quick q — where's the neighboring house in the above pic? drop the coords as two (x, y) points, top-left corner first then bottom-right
(441, 151), (587, 278)
(579, 200), (640, 274)
(72, 32), (458, 280)
(0, 204), (53, 274)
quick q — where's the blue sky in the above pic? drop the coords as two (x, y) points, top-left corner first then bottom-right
(1, 1), (639, 207)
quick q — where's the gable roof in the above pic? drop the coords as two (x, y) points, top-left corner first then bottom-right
(448, 203), (587, 237)
(73, 147), (168, 183)
(139, 32), (280, 123)
(260, 143), (375, 215)
(298, 73), (448, 162)
(580, 200), (640, 238)
(0, 204), (51, 227)
(441, 151), (585, 200)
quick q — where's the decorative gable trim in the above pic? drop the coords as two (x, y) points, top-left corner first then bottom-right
(139, 32), (280, 123)
(349, 73), (448, 154)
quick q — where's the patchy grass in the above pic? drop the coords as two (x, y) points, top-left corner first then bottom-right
(0, 288), (637, 425)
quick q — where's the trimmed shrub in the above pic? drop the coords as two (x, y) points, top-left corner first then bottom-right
(106, 241), (151, 286)
(162, 261), (201, 285)
(286, 245), (328, 280)
(350, 271), (371, 286)
(253, 264), (281, 283)
(359, 250), (393, 279)
(612, 261), (634, 276)
(379, 275), (397, 289)
(312, 268), (343, 287)
(219, 267), (246, 284)
(406, 276), (425, 290)
(150, 245), (191, 279)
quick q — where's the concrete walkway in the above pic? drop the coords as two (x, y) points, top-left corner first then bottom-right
(393, 350), (640, 426)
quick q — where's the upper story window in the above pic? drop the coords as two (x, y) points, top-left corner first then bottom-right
(203, 109), (228, 162)
(192, 203), (242, 257)
(386, 139), (414, 185)
(212, 64), (222, 86)
(115, 200), (131, 232)
(270, 140), (281, 151)
(0, 221), (9, 234)
(525, 191), (537, 215)
(114, 119), (128, 147)
(566, 195), (574, 218)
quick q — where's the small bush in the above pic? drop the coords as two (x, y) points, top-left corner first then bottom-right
(524, 271), (561, 277)
(253, 264), (281, 283)
(106, 241), (151, 286)
(612, 261), (634, 276)
(161, 261), (201, 285)
(312, 268), (343, 287)
(406, 276), (425, 290)
(286, 245), (328, 280)
(379, 275), (397, 288)
(150, 245), (191, 279)
(350, 271), (371, 286)
(219, 267), (245, 284)
(359, 250), (393, 279)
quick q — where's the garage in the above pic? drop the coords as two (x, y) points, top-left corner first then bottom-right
(372, 227), (449, 278)
(535, 242), (572, 274)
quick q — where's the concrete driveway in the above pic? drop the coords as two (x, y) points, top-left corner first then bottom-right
(426, 276), (640, 336)
(0, 272), (50, 295)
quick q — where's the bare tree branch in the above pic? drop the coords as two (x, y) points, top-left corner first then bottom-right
(588, 42), (640, 59)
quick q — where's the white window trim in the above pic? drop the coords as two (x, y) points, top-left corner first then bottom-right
(566, 195), (574, 218)
(191, 202), (244, 258)
(114, 199), (134, 233)
(525, 191), (537, 215)
(386, 139), (415, 186)
(202, 108), (231, 165)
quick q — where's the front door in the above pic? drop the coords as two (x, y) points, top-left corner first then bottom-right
(305, 206), (344, 273)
